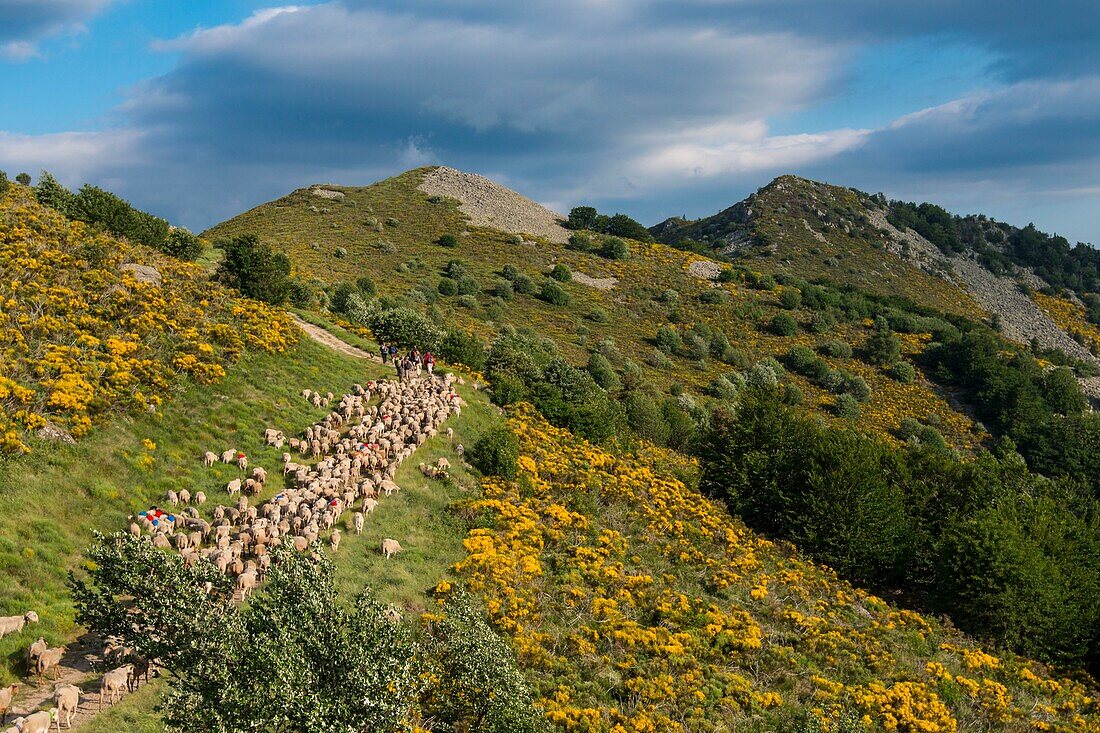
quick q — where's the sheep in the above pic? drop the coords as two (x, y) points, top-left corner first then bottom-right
(221, 449), (236, 464)
(26, 636), (46, 675)
(455, 443), (464, 456)
(251, 467), (267, 484)
(380, 538), (403, 559)
(35, 645), (65, 679)
(10, 710), (53, 733)
(179, 489), (191, 505)
(100, 665), (132, 709)
(329, 529), (341, 553)
(226, 478), (242, 495)
(202, 451), (218, 467)
(0, 611), (38, 640)
(194, 491), (207, 505)
(237, 454), (248, 471)
(0, 684), (16, 725)
(361, 498), (379, 515)
(55, 684), (80, 729)
(166, 489), (179, 506)
(352, 512), (364, 535)
(380, 479), (400, 497)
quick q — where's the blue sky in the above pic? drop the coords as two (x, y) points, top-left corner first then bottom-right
(1, 1), (1098, 244)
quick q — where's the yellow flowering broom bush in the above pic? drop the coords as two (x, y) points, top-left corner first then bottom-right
(447, 404), (1100, 732)
(0, 186), (297, 452)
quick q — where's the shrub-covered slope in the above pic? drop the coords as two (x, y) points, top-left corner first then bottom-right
(0, 184), (297, 453)
(449, 404), (1100, 733)
(205, 168), (987, 450)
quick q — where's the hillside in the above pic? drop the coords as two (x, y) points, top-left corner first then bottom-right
(652, 175), (1100, 369)
(204, 167), (988, 451)
(0, 184), (297, 454)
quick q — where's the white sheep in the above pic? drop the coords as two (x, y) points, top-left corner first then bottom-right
(55, 683), (81, 729)
(166, 489), (179, 506)
(361, 497), (379, 515)
(194, 491), (207, 505)
(179, 489), (191, 505)
(226, 478), (242, 495)
(352, 512), (364, 535)
(100, 665), (132, 709)
(202, 451), (218, 467)
(10, 710), (53, 733)
(0, 684), (17, 726)
(251, 467), (267, 484)
(330, 529), (342, 552)
(0, 611), (38, 640)
(237, 454), (248, 471)
(26, 636), (46, 675)
(35, 645), (65, 679)
(221, 449), (236, 464)
(380, 538), (403, 559)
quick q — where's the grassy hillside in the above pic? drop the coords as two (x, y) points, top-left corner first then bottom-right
(448, 405), (1100, 733)
(205, 168), (985, 449)
(650, 175), (981, 319)
(0, 183), (297, 454)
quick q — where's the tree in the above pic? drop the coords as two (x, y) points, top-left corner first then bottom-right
(769, 313), (797, 336)
(369, 307), (443, 350)
(565, 206), (599, 230)
(864, 317), (900, 366)
(0, 170), (8, 194)
(422, 592), (548, 733)
(549, 264), (572, 282)
(71, 184), (170, 249)
(216, 234), (293, 304)
(33, 170), (74, 215)
(539, 280), (570, 306)
(655, 325), (681, 354)
(163, 228), (204, 261)
(15, 172), (30, 185)
(438, 233), (458, 248)
(70, 535), (422, 732)
(440, 329), (487, 371)
(587, 352), (620, 391)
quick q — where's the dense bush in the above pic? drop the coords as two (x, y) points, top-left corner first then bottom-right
(472, 427), (521, 479)
(437, 278), (458, 296)
(864, 317), (901, 365)
(564, 206), (653, 242)
(539, 280), (571, 306)
(163, 228), (204, 261)
(891, 361), (917, 383)
(820, 339), (853, 359)
(369, 307), (444, 350)
(549, 264), (572, 282)
(599, 237), (631, 260)
(71, 183), (170, 250)
(216, 234), (293, 305)
(699, 288), (727, 304)
(779, 287), (803, 310)
(769, 313), (798, 336)
(834, 394), (860, 418)
(586, 352), (620, 391)
(437, 233), (458, 248)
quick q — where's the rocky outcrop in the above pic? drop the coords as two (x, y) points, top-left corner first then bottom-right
(120, 263), (162, 285)
(417, 166), (570, 243)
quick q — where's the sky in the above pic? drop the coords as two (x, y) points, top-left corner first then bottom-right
(1, 1), (1098, 244)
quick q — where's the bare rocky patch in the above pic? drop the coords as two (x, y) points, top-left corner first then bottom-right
(417, 166), (570, 244)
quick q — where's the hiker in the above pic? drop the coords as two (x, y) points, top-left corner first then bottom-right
(394, 354), (404, 381)
(379, 342), (389, 363)
(423, 351), (435, 376)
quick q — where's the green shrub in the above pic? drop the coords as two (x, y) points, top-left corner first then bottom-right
(779, 287), (803, 309)
(0, 170), (8, 194)
(864, 316), (901, 365)
(834, 394), (860, 418)
(600, 237), (631, 260)
(717, 268), (738, 283)
(162, 228), (204, 261)
(440, 329), (487, 371)
(566, 233), (594, 251)
(769, 313), (798, 336)
(820, 339), (853, 359)
(512, 274), (534, 295)
(539, 280), (571, 306)
(501, 264), (520, 281)
(699, 288), (727, 304)
(550, 264), (572, 282)
(785, 346), (830, 381)
(369, 306), (444, 350)
(782, 384), (804, 405)
(437, 278), (458, 296)
(586, 307), (609, 323)
(721, 346), (750, 368)
(456, 276), (480, 296)
(655, 325), (681, 354)
(657, 289), (679, 304)
(334, 246), (347, 258)
(216, 234), (293, 304)
(587, 353), (620, 391)
(891, 361), (917, 383)
(457, 295), (478, 309)
(437, 233), (458, 247)
(356, 276), (377, 298)
(709, 375), (739, 401)
(493, 279), (514, 300)
(506, 234), (524, 245)
(471, 427), (520, 479)
(15, 172), (30, 186)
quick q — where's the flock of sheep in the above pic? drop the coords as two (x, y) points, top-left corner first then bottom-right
(1, 371), (464, 730)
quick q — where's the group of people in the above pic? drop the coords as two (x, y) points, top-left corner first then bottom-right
(380, 343), (435, 381)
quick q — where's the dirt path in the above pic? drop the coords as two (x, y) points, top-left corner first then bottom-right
(292, 315), (382, 362)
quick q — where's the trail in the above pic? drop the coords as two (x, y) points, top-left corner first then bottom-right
(292, 315), (382, 362)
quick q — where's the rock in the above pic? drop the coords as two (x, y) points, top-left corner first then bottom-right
(310, 186), (345, 200)
(417, 166), (570, 243)
(120, 263), (162, 285)
(572, 272), (617, 291)
(37, 422), (76, 445)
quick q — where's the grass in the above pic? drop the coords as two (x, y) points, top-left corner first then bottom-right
(204, 167), (985, 449)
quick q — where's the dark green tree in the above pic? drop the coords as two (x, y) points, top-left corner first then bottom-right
(216, 234), (293, 304)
